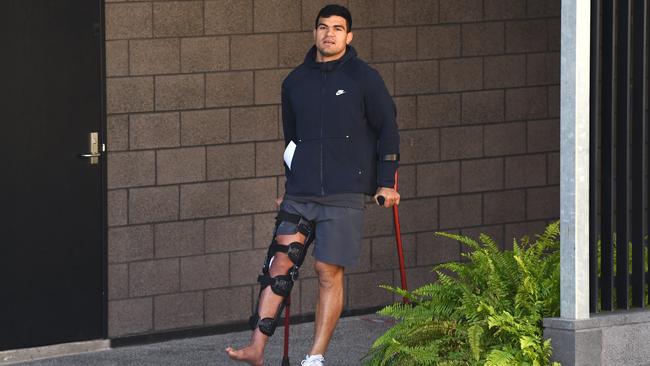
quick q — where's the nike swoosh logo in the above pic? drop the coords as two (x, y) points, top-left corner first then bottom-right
(335, 89), (346, 96)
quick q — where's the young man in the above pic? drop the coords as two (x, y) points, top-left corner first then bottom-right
(226, 5), (399, 366)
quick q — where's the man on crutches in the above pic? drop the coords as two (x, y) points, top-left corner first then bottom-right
(226, 4), (399, 365)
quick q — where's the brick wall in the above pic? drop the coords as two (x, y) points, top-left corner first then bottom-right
(105, 0), (560, 338)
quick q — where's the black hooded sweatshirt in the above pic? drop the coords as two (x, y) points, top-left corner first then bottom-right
(281, 45), (399, 197)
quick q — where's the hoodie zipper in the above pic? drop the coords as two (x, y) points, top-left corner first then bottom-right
(320, 71), (326, 196)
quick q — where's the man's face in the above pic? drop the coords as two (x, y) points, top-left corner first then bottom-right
(313, 15), (353, 61)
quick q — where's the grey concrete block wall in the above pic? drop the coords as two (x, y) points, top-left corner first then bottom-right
(544, 310), (650, 365)
(105, 0), (561, 338)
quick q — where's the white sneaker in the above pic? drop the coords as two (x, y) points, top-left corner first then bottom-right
(301, 354), (325, 366)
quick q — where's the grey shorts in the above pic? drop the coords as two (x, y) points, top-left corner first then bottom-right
(275, 199), (365, 268)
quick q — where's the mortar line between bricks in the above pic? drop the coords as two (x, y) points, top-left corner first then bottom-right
(152, 294), (156, 332)
(152, 73), (157, 112)
(177, 181), (181, 221)
(106, 24), (560, 53)
(545, 19), (551, 51)
(176, 111), (182, 147)
(370, 28), (375, 61)
(176, 37), (182, 76)
(437, 57), (441, 91)
(523, 187), (528, 221)
(105, 16), (561, 42)
(251, 0), (256, 33)
(128, 237), (537, 283)
(481, 125), (485, 156)
(481, 194), (485, 225)
(545, 153), (550, 185)
(481, 49), (485, 89)
(436, 126), (443, 166)
(118, 250), (233, 269)
(299, 0), (303, 32)
(501, 88), (508, 130)
(203, 72), (207, 110)
(481, 50), (485, 89)
(203, 143), (208, 183)
(126, 261), (132, 301)
(140, 174), (283, 187)
(153, 149), (158, 187)
(107, 51), (560, 77)
(202, 218), (207, 254)
(436, 195), (441, 231)
(202, 290), (206, 325)
(115, 209), (261, 226)
(275, 33), (279, 68)
(227, 250), (232, 287)
(149, 2), (153, 38)
(152, 222), (158, 260)
(524, 114), (530, 152)
(227, 180), (231, 215)
(110, 153), (558, 192)
(459, 22), (464, 56)
(127, 40), (131, 75)
(252, 67), (256, 105)
(501, 155), (506, 191)
(116, 182), (560, 223)
(176, 257), (182, 307)
(227, 107), (232, 143)
(545, 85), (551, 119)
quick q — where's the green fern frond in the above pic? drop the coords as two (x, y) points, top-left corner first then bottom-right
(365, 223), (562, 366)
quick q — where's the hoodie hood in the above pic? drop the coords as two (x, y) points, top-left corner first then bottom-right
(304, 45), (357, 72)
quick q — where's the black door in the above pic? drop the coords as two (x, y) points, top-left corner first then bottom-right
(0, 0), (106, 351)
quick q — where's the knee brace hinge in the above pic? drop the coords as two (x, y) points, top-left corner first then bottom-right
(249, 210), (316, 337)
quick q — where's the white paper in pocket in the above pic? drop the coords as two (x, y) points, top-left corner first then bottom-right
(283, 140), (297, 170)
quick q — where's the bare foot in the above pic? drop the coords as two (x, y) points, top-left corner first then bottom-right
(225, 345), (264, 366)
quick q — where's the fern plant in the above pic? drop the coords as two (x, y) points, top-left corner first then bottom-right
(363, 221), (562, 366)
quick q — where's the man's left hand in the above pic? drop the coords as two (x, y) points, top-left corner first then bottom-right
(374, 187), (400, 208)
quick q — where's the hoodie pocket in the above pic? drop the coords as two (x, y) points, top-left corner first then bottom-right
(287, 140), (321, 193)
(324, 136), (360, 192)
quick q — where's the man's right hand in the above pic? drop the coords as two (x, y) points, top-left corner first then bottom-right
(374, 187), (400, 208)
(275, 197), (283, 207)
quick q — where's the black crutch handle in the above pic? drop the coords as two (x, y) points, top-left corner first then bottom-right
(376, 195), (385, 206)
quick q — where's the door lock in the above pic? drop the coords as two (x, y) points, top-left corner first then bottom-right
(80, 132), (100, 164)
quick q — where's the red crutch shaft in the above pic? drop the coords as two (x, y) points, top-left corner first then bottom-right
(282, 295), (290, 365)
(391, 171), (409, 304)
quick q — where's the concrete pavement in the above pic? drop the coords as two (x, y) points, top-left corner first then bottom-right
(9, 315), (394, 366)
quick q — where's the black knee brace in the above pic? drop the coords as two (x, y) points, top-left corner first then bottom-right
(249, 210), (315, 336)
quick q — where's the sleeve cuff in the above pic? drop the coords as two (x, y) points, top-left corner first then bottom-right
(377, 161), (398, 188)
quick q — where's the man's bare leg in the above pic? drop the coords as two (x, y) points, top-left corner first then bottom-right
(309, 260), (345, 356)
(226, 232), (306, 365)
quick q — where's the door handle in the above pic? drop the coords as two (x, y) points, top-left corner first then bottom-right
(80, 132), (100, 164)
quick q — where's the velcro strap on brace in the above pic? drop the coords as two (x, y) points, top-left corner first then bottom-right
(276, 210), (301, 224)
(269, 241), (306, 266)
(257, 273), (294, 297)
(257, 317), (277, 336)
(249, 314), (280, 336)
(276, 210), (314, 237)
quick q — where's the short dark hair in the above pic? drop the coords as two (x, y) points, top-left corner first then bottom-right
(315, 4), (352, 31)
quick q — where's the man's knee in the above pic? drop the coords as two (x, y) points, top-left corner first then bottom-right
(249, 210), (315, 336)
(268, 234), (305, 276)
(314, 261), (344, 289)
